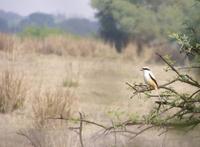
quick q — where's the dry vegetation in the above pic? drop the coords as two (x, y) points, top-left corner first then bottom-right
(0, 34), (15, 52)
(62, 62), (80, 88)
(0, 69), (27, 113)
(32, 88), (75, 128)
(0, 33), (118, 58)
(0, 33), (184, 62)
(0, 33), (198, 147)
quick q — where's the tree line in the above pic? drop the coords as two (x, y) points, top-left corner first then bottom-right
(92, 0), (198, 53)
(0, 11), (99, 36)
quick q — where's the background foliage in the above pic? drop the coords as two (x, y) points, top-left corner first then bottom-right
(92, 0), (196, 52)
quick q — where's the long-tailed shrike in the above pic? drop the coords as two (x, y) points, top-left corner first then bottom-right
(141, 67), (162, 107)
(141, 67), (158, 90)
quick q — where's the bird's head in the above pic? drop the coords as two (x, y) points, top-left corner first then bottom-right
(141, 66), (150, 71)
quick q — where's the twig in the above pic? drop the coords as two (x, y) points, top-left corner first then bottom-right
(156, 53), (181, 77)
(159, 78), (179, 87)
(110, 130), (137, 135)
(111, 120), (117, 147)
(129, 125), (154, 140)
(17, 131), (39, 147)
(158, 128), (169, 136)
(189, 89), (200, 99)
(175, 66), (200, 70)
(47, 116), (107, 129)
(79, 112), (84, 147)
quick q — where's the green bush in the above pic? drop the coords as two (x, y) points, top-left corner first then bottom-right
(20, 26), (64, 38)
(170, 0), (200, 74)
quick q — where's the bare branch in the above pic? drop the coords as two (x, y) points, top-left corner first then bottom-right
(189, 89), (200, 99)
(156, 53), (181, 76)
(17, 130), (40, 147)
(79, 112), (84, 147)
(47, 116), (107, 129)
(129, 125), (154, 140)
(176, 66), (200, 70)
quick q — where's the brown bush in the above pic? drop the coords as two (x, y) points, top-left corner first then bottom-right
(32, 87), (76, 127)
(0, 33), (185, 64)
(0, 70), (27, 113)
(0, 33), (15, 53)
(14, 35), (117, 58)
(63, 62), (80, 88)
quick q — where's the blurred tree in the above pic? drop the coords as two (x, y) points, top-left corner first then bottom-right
(92, 0), (195, 54)
(110, 0), (160, 54)
(0, 10), (22, 29)
(183, 0), (200, 57)
(20, 26), (63, 38)
(92, 0), (128, 52)
(19, 12), (55, 30)
(171, 0), (200, 73)
(0, 17), (8, 32)
(58, 18), (99, 36)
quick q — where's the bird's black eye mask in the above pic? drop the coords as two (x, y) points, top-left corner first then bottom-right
(142, 68), (150, 71)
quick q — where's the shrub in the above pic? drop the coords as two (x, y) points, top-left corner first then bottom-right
(0, 33), (14, 52)
(32, 87), (76, 127)
(0, 70), (27, 113)
(20, 26), (64, 38)
(63, 62), (80, 88)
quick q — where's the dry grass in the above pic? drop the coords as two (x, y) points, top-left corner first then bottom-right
(122, 42), (185, 64)
(0, 33), (198, 147)
(63, 62), (80, 88)
(32, 87), (76, 128)
(0, 33), (15, 52)
(17, 128), (80, 147)
(0, 33), (118, 58)
(0, 33), (185, 64)
(19, 35), (117, 58)
(122, 43), (149, 62)
(0, 69), (27, 113)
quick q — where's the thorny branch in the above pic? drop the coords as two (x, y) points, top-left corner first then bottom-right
(127, 53), (200, 126)
(47, 116), (157, 139)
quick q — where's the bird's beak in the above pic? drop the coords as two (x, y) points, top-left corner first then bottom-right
(140, 68), (143, 71)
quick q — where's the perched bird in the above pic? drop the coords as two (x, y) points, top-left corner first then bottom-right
(141, 67), (162, 108)
(141, 66), (158, 90)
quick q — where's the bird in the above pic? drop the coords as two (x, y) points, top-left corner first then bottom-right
(141, 67), (162, 110)
(141, 66), (159, 90)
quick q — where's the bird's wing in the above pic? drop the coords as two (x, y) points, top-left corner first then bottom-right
(149, 71), (156, 79)
(148, 72), (158, 88)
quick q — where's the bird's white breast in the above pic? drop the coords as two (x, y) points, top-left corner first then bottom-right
(143, 70), (151, 85)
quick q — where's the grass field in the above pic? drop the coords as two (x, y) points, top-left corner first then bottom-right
(0, 34), (199, 147)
